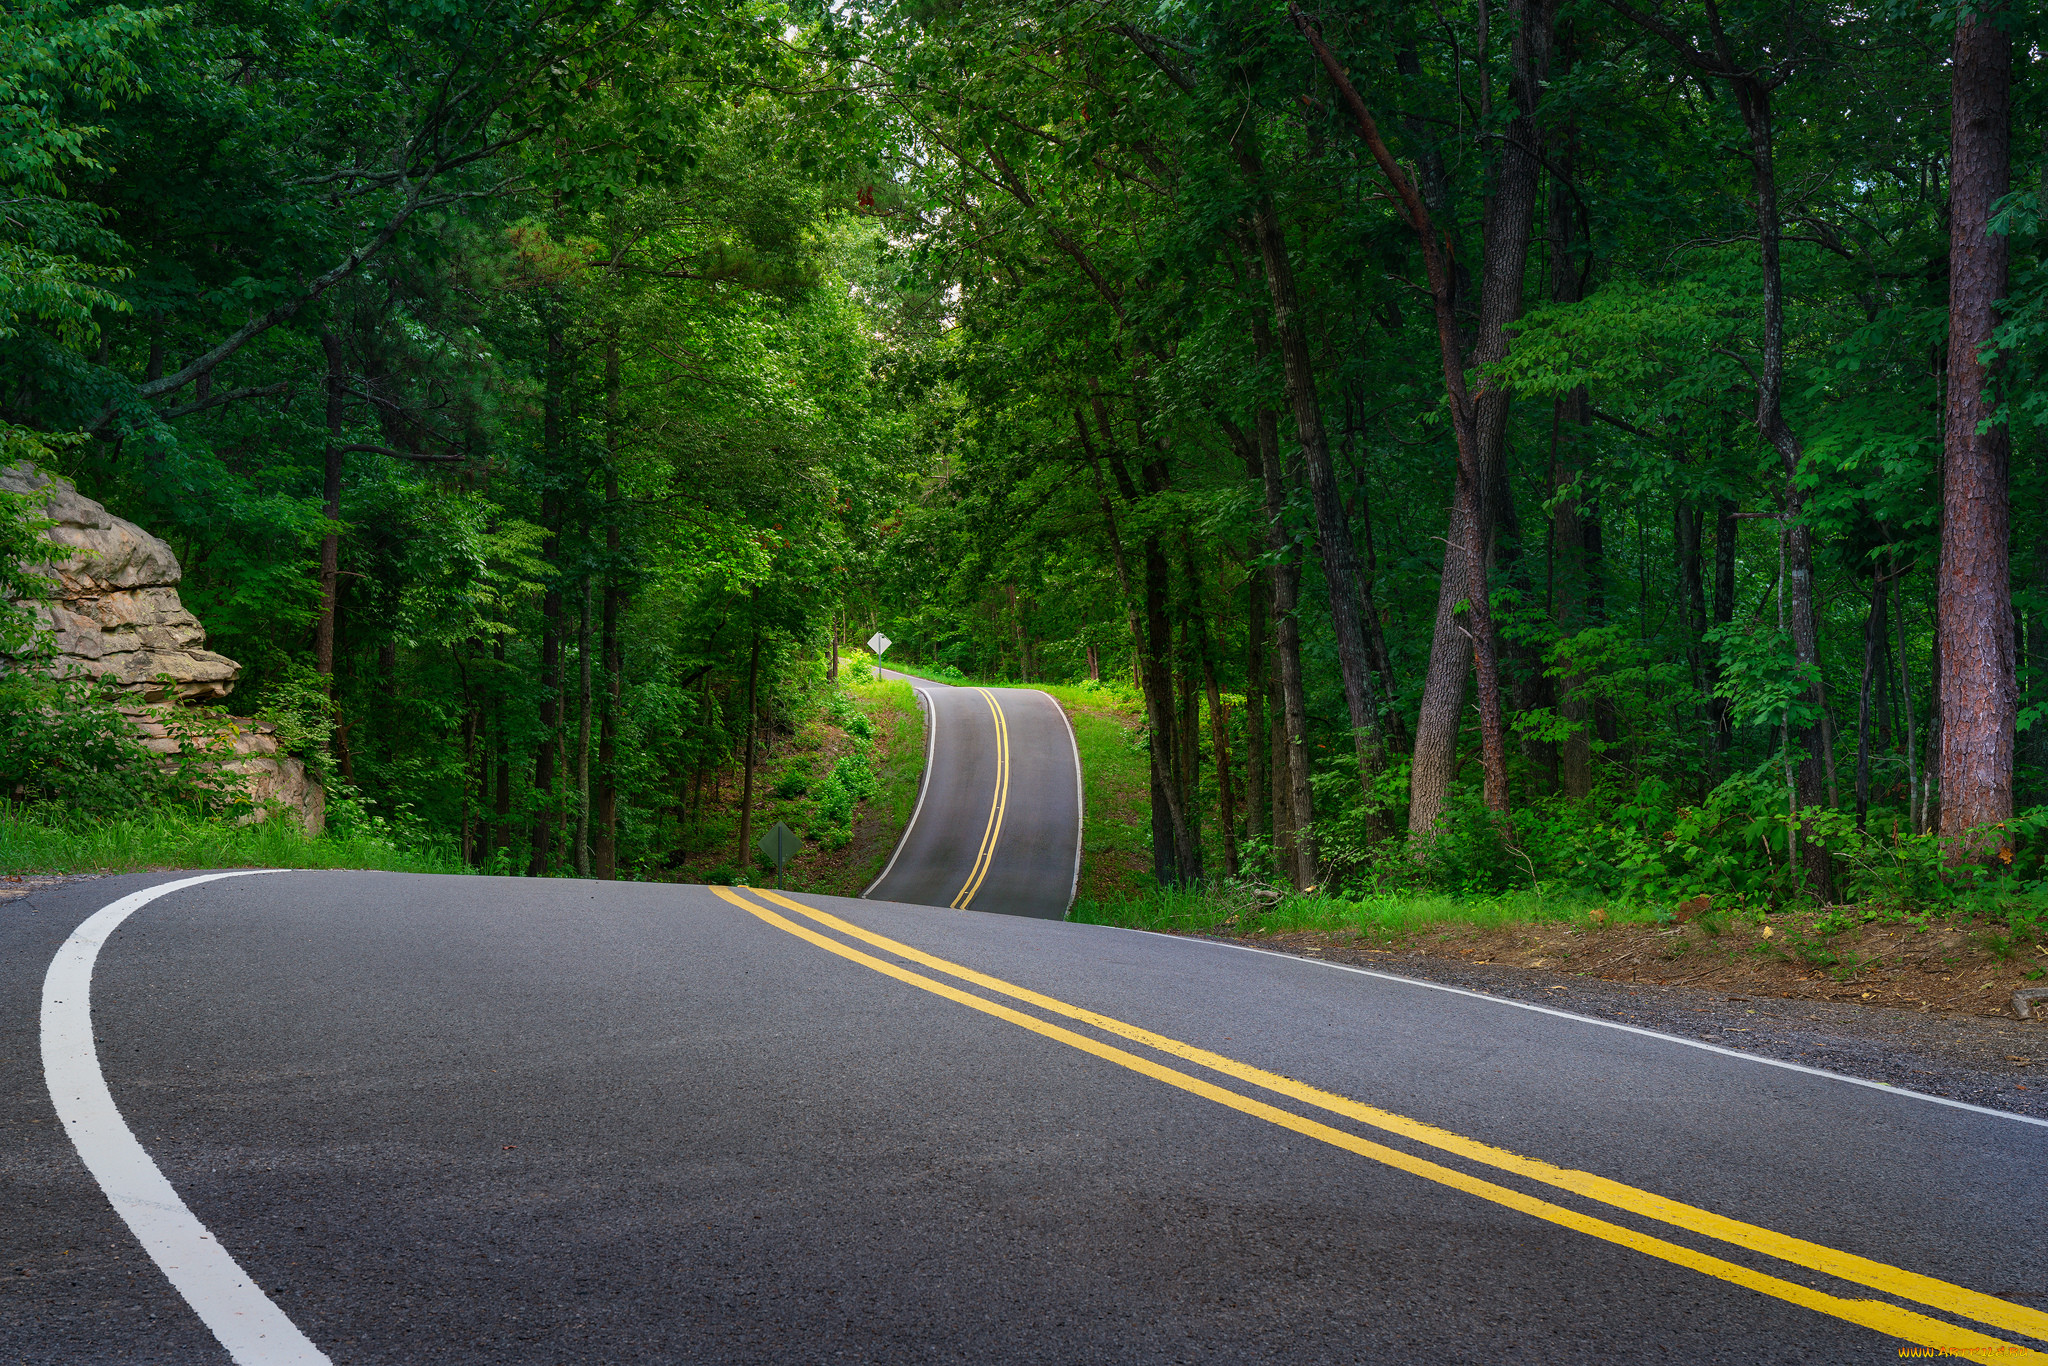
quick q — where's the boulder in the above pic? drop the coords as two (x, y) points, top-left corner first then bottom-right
(3, 462), (324, 833)
(1, 462), (240, 702)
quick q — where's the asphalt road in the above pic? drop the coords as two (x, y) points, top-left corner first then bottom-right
(862, 669), (1080, 920)
(8, 871), (2046, 1364)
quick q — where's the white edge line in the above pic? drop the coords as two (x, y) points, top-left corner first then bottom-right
(864, 678), (939, 898)
(1037, 689), (1084, 917)
(1116, 927), (2048, 1131)
(41, 870), (334, 1363)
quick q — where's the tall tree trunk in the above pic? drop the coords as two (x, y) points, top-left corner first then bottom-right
(1270, 705), (1297, 883)
(594, 342), (624, 880)
(1856, 577), (1887, 832)
(1078, 410), (1198, 886)
(1606, 0), (1832, 895)
(1937, 3), (2015, 856)
(737, 630), (761, 877)
(1897, 589), (1924, 835)
(596, 484), (622, 879)
(1242, 533), (1270, 845)
(1244, 201), (1388, 811)
(493, 637), (510, 861)
(575, 576), (593, 879)
(1230, 307), (1321, 881)
(313, 333), (346, 679)
(2031, 536), (2048, 807)
(1674, 493), (1710, 785)
(1189, 567), (1239, 877)
(1708, 498), (1738, 755)
(530, 320), (565, 879)
(1294, 0), (1547, 837)
(1265, 428), (1318, 887)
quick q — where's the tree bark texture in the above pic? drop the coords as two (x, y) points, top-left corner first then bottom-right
(1937, 5), (2015, 853)
(1293, 0), (1548, 839)
(1245, 202), (1389, 808)
(575, 577), (592, 879)
(594, 346), (624, 880)
(737, 630), (761, 875)
(314, 332), (346, 676)
(1242, 528), (1270, 844)
(530, 321), (565, 878)
(1250, 408), (1317, 888)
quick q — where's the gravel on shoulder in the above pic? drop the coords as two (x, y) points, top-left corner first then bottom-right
(1193, 934), (2048, 1122)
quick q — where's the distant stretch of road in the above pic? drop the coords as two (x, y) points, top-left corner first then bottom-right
(10, 872), (2048, 1364)
(862, 667), (1080, 920)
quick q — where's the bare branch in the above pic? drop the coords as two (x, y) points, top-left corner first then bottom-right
(161, 380), (291, 421)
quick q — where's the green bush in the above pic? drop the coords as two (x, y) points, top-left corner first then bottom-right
(826, 689), (875, 741)
(773, 760), (816, 799)
(808, 753), (878, 847)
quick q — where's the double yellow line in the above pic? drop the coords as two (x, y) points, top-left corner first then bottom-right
(951, 688), (1009, 909)
(710, 883), (2048, 1364)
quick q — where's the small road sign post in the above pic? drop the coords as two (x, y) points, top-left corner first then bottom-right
(758, 821), (801, 889)
(866, 632), (891, 657)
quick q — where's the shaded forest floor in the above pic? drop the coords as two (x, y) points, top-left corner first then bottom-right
(660, 674), (924, 897)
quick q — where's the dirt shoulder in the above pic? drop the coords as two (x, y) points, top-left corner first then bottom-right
(1190, 917), (2048, 1121)
(1, 873), (104, 904)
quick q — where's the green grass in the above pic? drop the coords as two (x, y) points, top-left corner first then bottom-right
(1072, 882), (1645, 940)
(0, 804), (467, 875)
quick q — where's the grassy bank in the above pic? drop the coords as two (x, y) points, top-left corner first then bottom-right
(0, 804), (466, 875)
(1070, 880), (1625, 939)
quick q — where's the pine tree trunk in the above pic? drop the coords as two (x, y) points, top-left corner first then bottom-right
(1262, 420), (1317, 888)
(1552, 392), (1598, 798)
(1246, 202), (1388, 809)
(1709, 499), (1738, 755)
(530, 321), (565, 879)
(594, 344), (624, 880)
(1196, 611), (1239, 878)
(1078, 409), (1197, 885)
(737, 631), (760, 877)
(1243, 533), (1270, 844)
(1297, 0), (1549, 838)
(1735, 76), (1834, 900)
(1857, 577), (1887, 832)
(313, 333), (345, 679)
(1937, 3), (2015, 856)
(1897, 590), (1924, 835)
(493, 637), (511, 861)
(575, 577), (593, 879)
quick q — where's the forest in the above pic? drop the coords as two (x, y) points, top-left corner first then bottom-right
(3, 0), (2046, 916)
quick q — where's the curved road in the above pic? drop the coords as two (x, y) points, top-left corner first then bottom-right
(863, 669), (1079, 920)
(8, 871), (2046, 1364)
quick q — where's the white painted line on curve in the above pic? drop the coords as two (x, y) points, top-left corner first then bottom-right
(865, 677), (939, 898)
(1037, 689), (1084, 917)
(1126, 928), (2048, 1131)
(41, 870), (332, 1362)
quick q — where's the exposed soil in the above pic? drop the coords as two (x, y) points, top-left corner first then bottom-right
(1198, 912), (2048, 1119)
(0, 873), (102, 905)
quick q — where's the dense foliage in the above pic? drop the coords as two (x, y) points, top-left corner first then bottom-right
(3, 0), (2045, 907)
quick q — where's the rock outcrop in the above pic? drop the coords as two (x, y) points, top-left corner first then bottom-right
(1, 462), (240, 701)
(2, 462), (325, 832)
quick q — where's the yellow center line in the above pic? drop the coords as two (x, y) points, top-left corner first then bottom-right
(717, 885), (2048, 1362)
(951, 689), (1009, 910)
